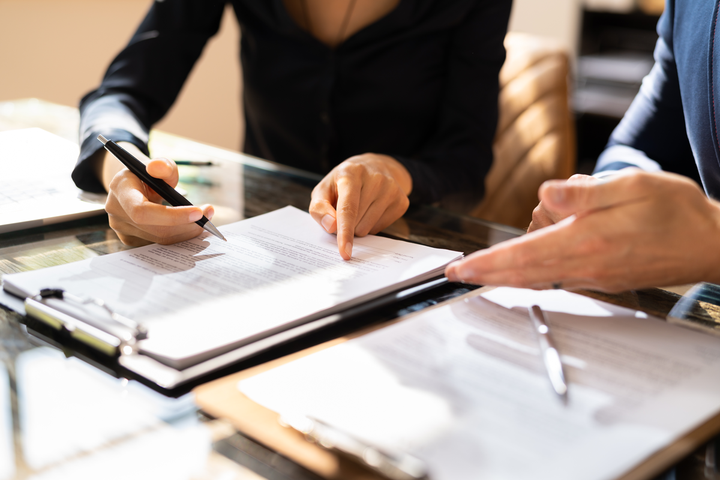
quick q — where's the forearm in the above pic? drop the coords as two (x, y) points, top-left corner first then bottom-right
(396, 0), (510, 206)
(596, 8), (696, 179)
(75, 0), (225, 193)
(395, 150), (488, 207)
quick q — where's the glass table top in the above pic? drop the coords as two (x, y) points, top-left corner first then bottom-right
(0, 99), (717, 480)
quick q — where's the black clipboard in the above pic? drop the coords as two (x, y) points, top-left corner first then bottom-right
(5, 277), (471, 397)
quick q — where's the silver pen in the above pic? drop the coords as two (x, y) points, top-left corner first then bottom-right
(529, 305), (568, 402)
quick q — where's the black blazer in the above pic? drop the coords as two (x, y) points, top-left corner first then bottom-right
(75, 0), (512, 205)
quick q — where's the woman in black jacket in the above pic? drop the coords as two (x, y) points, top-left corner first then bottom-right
(77, 0), (512, 259)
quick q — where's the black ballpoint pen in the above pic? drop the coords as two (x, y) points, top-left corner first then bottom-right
(97, 135), (226, 241)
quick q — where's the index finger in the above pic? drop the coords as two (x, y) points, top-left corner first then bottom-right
(335, 177), (361, 260)
(446, 214), (588, 281)
(539, 169), (642, 215)
(147, 157), (180, 188)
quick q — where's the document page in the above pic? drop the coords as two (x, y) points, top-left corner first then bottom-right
(239, 287), (720, 480)
(0, 128), (105, 232)
(2, 206), (462, 368)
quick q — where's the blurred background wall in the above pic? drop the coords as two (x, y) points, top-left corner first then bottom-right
(0, 0), (242, 150)
(0, 0), (664, 169)
(509, 0), (581, 58)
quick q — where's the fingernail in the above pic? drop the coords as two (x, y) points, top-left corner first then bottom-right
(206, 206), (215, 220)
(321, 214), (335, 232)
(345, 242), (353, 258)
(549, 185), (566, 204)
(451, 263), (472, 284)
(189, 210), (203, 222)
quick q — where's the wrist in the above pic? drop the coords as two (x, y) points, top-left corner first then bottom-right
(100, 141), (146, 192)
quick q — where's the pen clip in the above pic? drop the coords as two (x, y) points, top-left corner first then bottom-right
(24, 288), (147, 356)
(279, 413), (429, 480)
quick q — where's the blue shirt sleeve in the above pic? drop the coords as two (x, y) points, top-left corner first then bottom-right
(593, 1), (696, 181)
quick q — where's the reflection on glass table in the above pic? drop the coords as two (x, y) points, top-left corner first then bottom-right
(668, 283), (720, 337)
(0, 364), (14, 480)
(0, 336), (262, 479)
(17, 347), (198, 469)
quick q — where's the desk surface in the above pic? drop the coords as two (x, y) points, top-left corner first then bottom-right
(0, 99), (716, 480)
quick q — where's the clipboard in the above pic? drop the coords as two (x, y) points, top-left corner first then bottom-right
(195, 290), (502, 480)
(193, 287), (720, 480)
(10, 276), (468, 397)
(193, 298), (443, 480)
(1, 206), (467, 396)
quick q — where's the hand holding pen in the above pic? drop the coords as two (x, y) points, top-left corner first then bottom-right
(97, 136), (225, 246)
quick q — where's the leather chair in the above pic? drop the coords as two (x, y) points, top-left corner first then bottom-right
(470, 32), (576, 230)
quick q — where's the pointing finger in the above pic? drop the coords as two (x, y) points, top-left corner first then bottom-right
(335, 176), (361, 260)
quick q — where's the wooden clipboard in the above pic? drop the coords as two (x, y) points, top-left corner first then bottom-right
(193, 288), (484, 479)
(193, 287), (720, 480)
(194, 337), (380, 479)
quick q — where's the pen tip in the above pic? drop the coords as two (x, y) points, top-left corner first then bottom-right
(97, 134), (108, 145)
(203, 221), (226, 242)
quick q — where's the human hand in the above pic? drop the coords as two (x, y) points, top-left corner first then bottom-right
(527, 174), (597, 232)
(309, 153), (412, 260)
(445, 170), (720, 292)
(101, 143), (213, 246)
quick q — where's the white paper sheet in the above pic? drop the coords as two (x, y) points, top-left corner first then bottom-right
(239, 287), (720, 480)
(0, 128), (105, 232)
(3, 206), (462, 367)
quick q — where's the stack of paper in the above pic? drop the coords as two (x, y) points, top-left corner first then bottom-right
(239, 287), (720, 480)
(2, 206), (462, 372)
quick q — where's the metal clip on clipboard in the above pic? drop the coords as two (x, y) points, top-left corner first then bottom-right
(16, 276), (455, 392)
(280, 414), (429, 480)
(24, 288), (147, 357)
